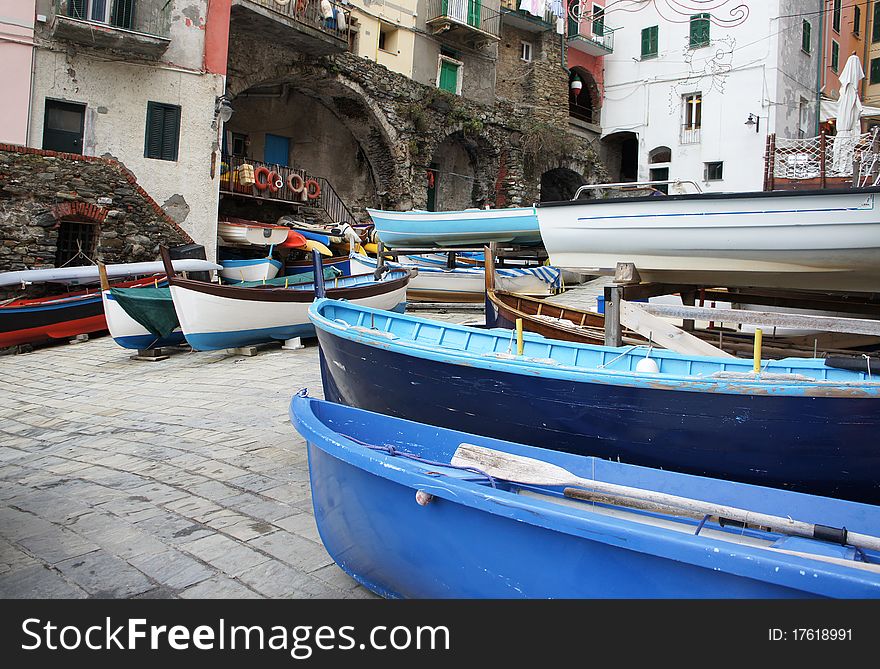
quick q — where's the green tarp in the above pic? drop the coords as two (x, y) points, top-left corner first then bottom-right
(109, 267), (344, 340)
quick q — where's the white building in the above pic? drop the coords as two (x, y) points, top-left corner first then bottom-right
(29, 0), (229, 258)
(600, 0), (821, 193)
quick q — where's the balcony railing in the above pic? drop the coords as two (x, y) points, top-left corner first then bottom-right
(569, 101), (600, 126)
(426, 0), (502, 42)
(239, 0), (350, 45)
(499, 0), (554, 29)
(567, 21), (615, 55)
(680, 124), (701, 145)
(220, 155), (357, 227)
(52, 0), (171, 57)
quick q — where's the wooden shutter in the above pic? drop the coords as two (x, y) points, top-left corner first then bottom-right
(467, 0), (481, 29)
(802, 20), (811, 52)
(111, 0), (134, 30)
(145, 102), (180, 161)
(641, 26), (657, 58)
(873, 6), (880, 43)
(690, 14), (709, 47)
(567, 0), (579, 37)
(439, 60), (459, 94)
(68, 0), (87, 19)
(872, 58), (880, 85)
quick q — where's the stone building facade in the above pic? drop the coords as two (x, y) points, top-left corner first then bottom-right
(0, 145), (192, 298)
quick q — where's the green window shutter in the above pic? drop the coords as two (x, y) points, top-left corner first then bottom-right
(145, 102), (180, 162)
(872, 58), (880, 85)
(874, 6), (880, 43)
(568, 0), (579, 37)
(439, 60), (459, 94)
(802, 20), (811, 53)
(467, 0), (481, 29)
(592, 6), (604, 36)
(641, 25), (658, 58)
(690, 13), (709, 48)
(68, 0), (87, 19)
(831, 41), (840, 72)
(111, 0), (134, 30)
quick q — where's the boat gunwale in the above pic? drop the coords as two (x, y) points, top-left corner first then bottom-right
(309, 299), (880, 395)
(291, 394), (880, 597)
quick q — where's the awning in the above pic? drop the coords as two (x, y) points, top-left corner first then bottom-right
(820, 96), (880, 122)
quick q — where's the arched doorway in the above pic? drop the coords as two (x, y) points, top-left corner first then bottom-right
(600, 131), (638, 182)
(648, 145), (672, 193)
(540, 167), (585, 202)
(429, 134), (478, 211)
(569, 67), (600, 125)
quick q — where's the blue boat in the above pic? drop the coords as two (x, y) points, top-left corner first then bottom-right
(308, 298), (880, 504)
(290, 391), (880, 598)
(367, 206), (541, 248)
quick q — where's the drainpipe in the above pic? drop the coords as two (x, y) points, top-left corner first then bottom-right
(816, 0), (824, 135)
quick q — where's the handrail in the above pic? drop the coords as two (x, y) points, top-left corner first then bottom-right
(572, 180), (703, 200)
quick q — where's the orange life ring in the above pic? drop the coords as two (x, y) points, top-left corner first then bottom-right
(287, 173), (305, 193)
(427, 170), (435, 188)
(253, 166), (271, 191)
(268, 171), (283, 193)
(305, 178), (321, 200)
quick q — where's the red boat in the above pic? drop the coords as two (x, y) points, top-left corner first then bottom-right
(0, 275), (163, 348)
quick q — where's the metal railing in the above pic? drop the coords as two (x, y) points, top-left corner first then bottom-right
(568, 19), (615, 52)
(569, 101), (600, 125)
(680, 124), (701, 145)
(499, 0), (554, 25)
(244, 0), (351, 43)
(220, 155), (357, 226)
(57, 0), (171, 39)
(427, 0), (502, 39)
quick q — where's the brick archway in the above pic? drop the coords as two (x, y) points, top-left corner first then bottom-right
(49, 201), (110, 224)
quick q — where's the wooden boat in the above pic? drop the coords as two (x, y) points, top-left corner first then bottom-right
(285, 254), (350, 277)
(348, 252), (560, 303)
(218, 217), (290, 246)
(291, 391), (880, 598)
(309, 298), (880, 503)
(161, 248), (413, 351)
(0, 275), (161, 348)
(219, 257), (283, 283)
(535, 186), (880, 293)
(367, 206), (541, 248)
(0, 259), (220, 288)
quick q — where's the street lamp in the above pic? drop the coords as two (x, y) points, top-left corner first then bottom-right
(745, 113), (760, 132)
(214, 95), (234, 125)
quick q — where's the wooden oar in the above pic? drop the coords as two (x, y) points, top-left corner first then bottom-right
(451, 443), (880, 553)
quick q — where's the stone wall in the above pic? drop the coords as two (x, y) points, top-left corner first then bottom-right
(0, 145), (192, 296)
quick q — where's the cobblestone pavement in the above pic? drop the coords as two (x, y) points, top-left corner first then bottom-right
(0, 308), (476, 599)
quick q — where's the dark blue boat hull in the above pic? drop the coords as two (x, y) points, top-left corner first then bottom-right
(316, 334), (880, 504)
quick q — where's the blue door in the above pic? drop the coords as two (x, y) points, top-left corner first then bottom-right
(264, 134), (290, 167)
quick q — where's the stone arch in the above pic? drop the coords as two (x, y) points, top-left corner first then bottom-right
(569, 67), (600, 124)
(540, 167), (585, 203)
(421, 129), (505, 211)
(649, 146), (672, 164)
(600, 131), (639, 182)
(49, 201), (110, 224)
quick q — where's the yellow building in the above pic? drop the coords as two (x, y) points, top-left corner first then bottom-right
(346, 0), (419, 78)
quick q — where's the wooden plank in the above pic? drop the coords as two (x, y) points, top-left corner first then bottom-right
(620, 300), (734, 358)
(636, 303), (880, 336)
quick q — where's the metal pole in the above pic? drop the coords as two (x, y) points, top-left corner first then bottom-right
(311, 250), (325, 299)
(604, 284), (622, 347)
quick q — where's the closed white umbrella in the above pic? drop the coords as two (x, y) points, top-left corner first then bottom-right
(832, 53), (865, 174)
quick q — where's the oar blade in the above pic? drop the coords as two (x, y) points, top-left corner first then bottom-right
(452, 443), (576, 487)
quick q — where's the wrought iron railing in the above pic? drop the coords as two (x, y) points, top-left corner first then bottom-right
(567, 18), (615, 51)
(499, 0), (554, 25)
(680, 124), (701, 145)
(56, 0), (171, 39)
(244, 0), (351, 43)
(570, 101), (600, 125)
(427, 0), (502, 39)
(220, 155), (357, 226)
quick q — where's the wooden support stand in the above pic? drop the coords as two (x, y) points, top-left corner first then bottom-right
(226, 342), (278, 357)
(282, 337), (305, 350)
(130, 348), (169, 362)
(68, 334), (89, 344)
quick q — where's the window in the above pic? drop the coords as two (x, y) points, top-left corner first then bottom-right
(520, 41), (533, 62)
(832, 0), (841, 33)
(378, 24), (398, 53)
(798, 97), (809, 138)
(874, 5), (880, 43)
(831, 40), (840, 72)
(230, 132), (248, 157)
(68, 0), (133, 30)
(641, 25), (658, 59)
(144, 102), (180, 161)
(592, 5), (604, 37)
(689, 13), (710, 48)
(802, 20), (811, 53)
(872, 57), (880, 84)
(55, 221), (98, 268)
(683, 93), (702, 129)
(437, 54), (463, 95)
(704, 161), (723, 181)
(854, 6), (862, 36)
(649, 146), (672, 164)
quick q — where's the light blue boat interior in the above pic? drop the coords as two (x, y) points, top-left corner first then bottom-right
(309, 298), (880, 393)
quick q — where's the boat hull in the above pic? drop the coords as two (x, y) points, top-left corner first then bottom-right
(536, 188), (880, 292)
(219, 258), (283, 283)
(101, 290), (185, 350)
(368, 207), (541, 248)
(312, 303), (880, 504)
(293, 395), (880, 599)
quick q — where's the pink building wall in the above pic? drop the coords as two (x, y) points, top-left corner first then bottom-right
(0, 0), (35, 145)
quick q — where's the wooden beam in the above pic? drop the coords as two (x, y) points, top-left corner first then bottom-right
(620, 301), (734, 358)
(604, 284), (623, 347)
(636, 303), (880, 336)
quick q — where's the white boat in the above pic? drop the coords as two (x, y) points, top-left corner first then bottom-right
(349, 252), (560, 303)
(219, 257), (283, 283)
(100, 287), (185, 351)
(218, 218), (290, 246)
(0, 259), (220, 288)
(535, 186), (880, 293)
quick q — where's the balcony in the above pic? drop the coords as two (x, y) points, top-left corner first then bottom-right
(567, 21), (615, 56)
(426, 0), (502, 47)
(50, 0), (171, 59)
(570, 100), (600, 127)
(499, 0), (554, 31)
(230, 0), (350, 56)
(680, 124), (701, 145)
